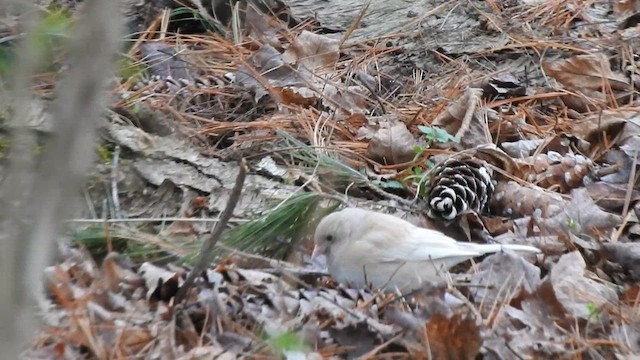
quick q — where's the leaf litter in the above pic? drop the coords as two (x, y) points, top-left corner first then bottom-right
(12, 0), (640, 358)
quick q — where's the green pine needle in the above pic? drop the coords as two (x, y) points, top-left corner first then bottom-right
(276, 130), (368, 187)
(219, 192), (330, 259)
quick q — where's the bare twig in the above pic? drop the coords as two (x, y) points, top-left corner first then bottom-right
(66, 217), (250, 224)
(174, 159), (248, 303)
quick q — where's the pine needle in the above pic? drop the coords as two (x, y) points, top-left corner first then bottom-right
(276, 130), (368, 187)
(220, 192), (325, 259)
(183, 192), (338, 263)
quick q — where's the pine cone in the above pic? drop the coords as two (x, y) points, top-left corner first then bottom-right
(514, 151), (591, 193)
(423, 159), (494, 222)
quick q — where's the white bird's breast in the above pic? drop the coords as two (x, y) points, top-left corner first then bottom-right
(327, 254), (445, 291)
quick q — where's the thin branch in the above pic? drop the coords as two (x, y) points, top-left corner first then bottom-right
(66, 217), (250, 224)
(174, 159), (248, 303)
(110, 145), (123, 219)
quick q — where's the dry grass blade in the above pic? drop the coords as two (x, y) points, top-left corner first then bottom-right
(340, 0), (371, 47)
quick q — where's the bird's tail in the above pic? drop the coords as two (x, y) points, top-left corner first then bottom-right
(463, 243), (541, 255)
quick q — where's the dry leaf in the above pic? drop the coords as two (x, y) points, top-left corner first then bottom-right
(282, 30), (340, 72)
(543, 54), (630, 92)
(471, 251), (541, 309)
(139, 43), (195, 82)
(469, 72), (527, 100)
(424, 313), (482, 360)
(550, 251), (618, 320)
(365, 121), (419, 164)
(432, 88), (490, 150)
(138, 262), (182, 301)
(245, 4), (284, 50)
(601, 242), (640, 282)
(543, 188), (622, 236)
(586, 182), (640, 212)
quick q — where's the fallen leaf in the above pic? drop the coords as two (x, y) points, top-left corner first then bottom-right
(543, 188), (622, 236)
(365, 121), (419, 164)
(601, 242), (640, 282)
(550, 251), (618, 320)
(282, 30), (340, 72)
(543, 54), (630, 92)
(471, 251), (541, 310)
(424, 313), (482, 360)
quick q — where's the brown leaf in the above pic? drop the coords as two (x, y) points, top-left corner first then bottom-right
(424, 313), (482, 360)
(245, 4), (284, 50)
(235, 45), (297, 102)
(570, 109), (630, 144)
(365, 120), (419, 165)
(432, 88), (490, 150)
(139, 43), (195, 82)
(615, 0), (640, 14)
(517, 281), (568, 334)
(282, 30), (340, 72)
(586, 182), (640, 212)
(277, 87), (317, 107)
(102, 253), (143, 292)
(543, 188), (622, 236)
(469, 72), (527, 100)
(543, 54), (630, 92)
(138, 262), (182, 301)
(328, 323), (376, 358)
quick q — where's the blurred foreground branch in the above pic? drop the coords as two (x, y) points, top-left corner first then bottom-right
(0, 0), (122, 357)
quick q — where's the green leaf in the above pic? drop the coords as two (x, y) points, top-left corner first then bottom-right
(418, 125), (459, 143)
(268, 331), (307, 352)
(372, 179), (405, 190)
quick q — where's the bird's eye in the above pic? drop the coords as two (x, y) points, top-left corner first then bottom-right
(326, 234), (334, 242)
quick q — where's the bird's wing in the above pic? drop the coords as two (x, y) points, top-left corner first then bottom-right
(351, 220), (480, 264)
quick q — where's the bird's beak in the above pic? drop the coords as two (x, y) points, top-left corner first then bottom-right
(311, 245), (325, 260)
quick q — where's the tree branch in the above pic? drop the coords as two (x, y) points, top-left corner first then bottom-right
(174, 159), (248, 303)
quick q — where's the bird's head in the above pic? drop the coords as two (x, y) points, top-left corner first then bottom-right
(311, 208), (365, 260)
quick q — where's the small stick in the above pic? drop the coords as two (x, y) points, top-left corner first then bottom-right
(110, 145), (122, 219)
(174, 159), (248, 304)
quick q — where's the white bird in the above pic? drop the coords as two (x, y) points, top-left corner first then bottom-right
(311, 208), (541, 291)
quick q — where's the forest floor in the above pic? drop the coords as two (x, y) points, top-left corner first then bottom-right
(13, 0), (640, 358)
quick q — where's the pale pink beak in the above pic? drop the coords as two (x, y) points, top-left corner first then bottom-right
(311, 245), (324, 260)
